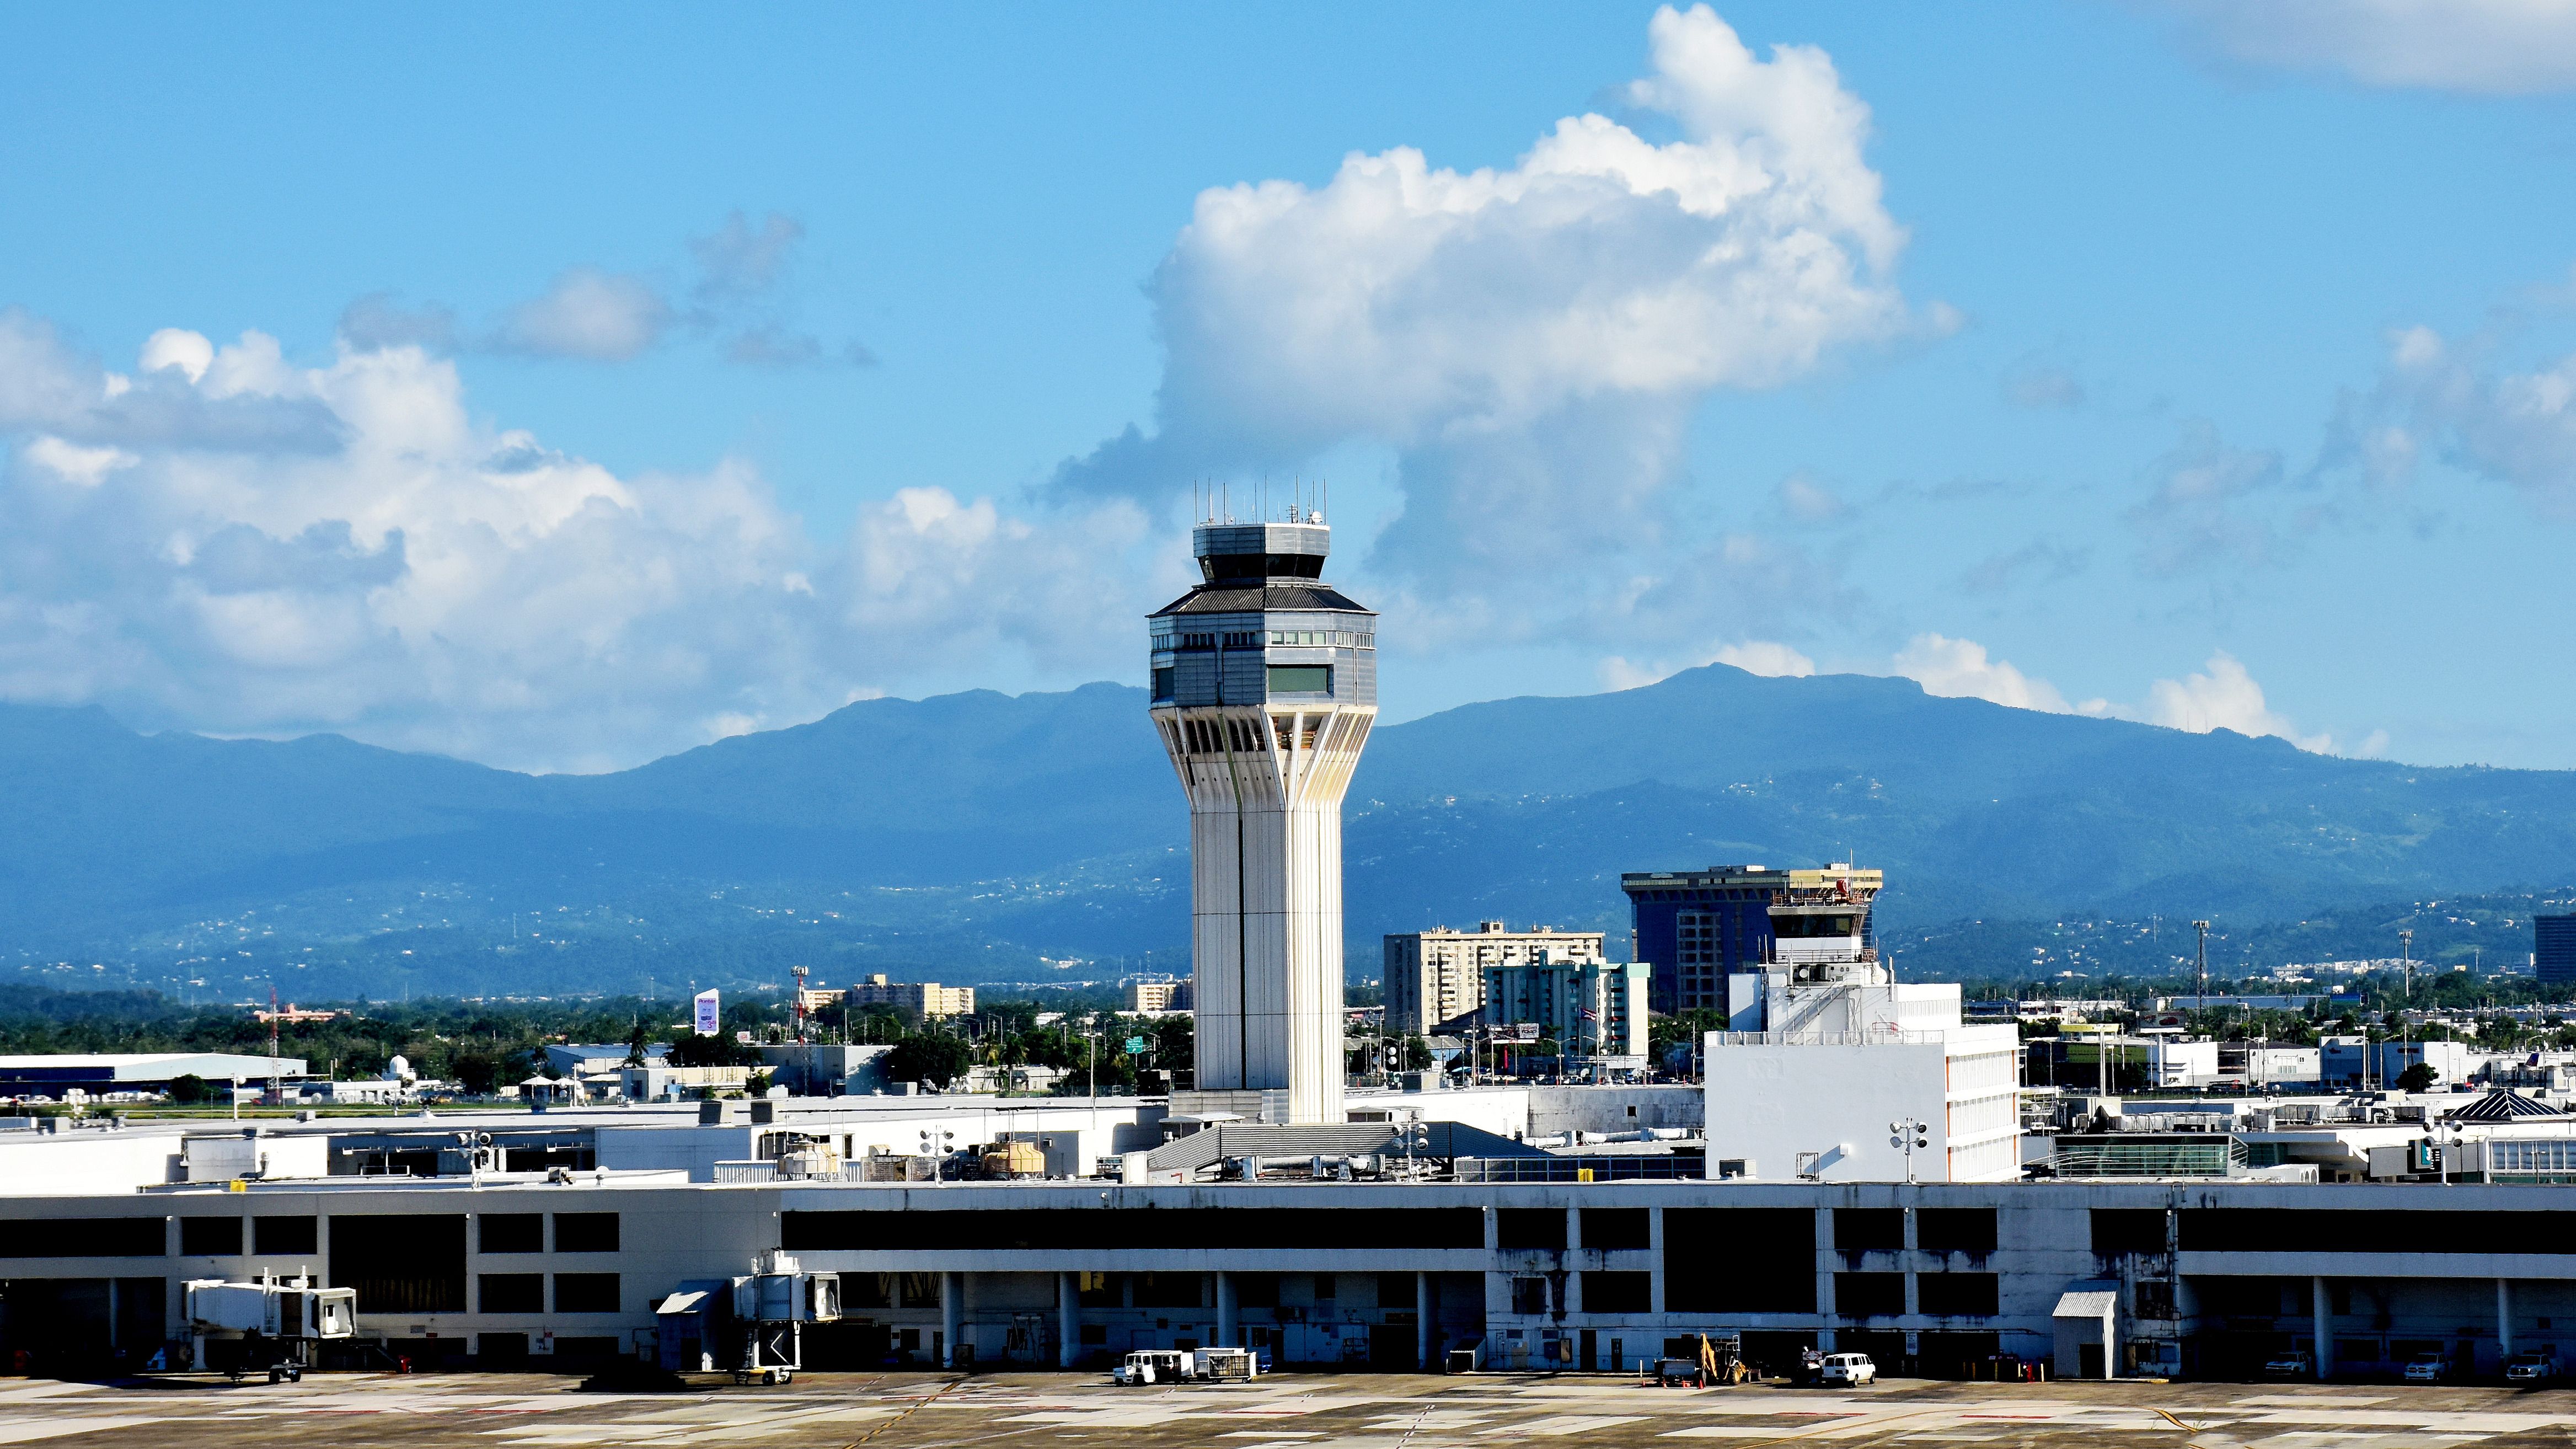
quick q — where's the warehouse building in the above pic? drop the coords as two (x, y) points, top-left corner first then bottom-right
(0, 1053), (308, 1100)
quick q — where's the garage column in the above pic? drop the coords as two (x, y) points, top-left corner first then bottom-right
(1417, 1272), (1435, 1371)
(2500, 1279), (2514, 1362)
(2312, 1276), (2329, 1381)
(942, 1272), (965, 1368)
(1216, 1272), (1238, 1348)
(1059, 1272), (1080, 1370)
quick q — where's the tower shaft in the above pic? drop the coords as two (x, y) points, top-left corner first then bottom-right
(1156, 704), (1372, 1124)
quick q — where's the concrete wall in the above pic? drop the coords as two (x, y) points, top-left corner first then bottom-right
(1527, 1086), (1703, 1137)
(1705, 1041), (1951, 1183)
(0, 1130), (186, 1195)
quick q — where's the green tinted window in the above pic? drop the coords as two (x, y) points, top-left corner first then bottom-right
(1267, 665), (1330, 694)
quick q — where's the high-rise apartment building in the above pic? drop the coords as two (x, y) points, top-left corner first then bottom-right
(2540, 915), (2576, 985)
(1148, 508), (1377, 1124)
(1481, 953), (1651, 1061)
(1383, 923), (1606, 1035)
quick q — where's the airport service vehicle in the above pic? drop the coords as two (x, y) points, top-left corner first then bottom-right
(1817, 1352), (1876, 1387)
(1113, 1349), (1194, 1385)
(1195, 1346), (1262, 1381)
(2403, 1353), (2451, 1383)
(184, 1275), (356, 1383)
(2263, 1350), (2312, 1380)
(1648, 1335), (1754, 1388)
(2507, 1350), (2558, 1384)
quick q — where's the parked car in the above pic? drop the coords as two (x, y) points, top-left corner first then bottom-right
(2506, 1350), (2557, 1384)
(2263, 1350), (2312, 1380)
(2403, 1353), (2451, 1383)
(1818, 1352), (1877, 1386)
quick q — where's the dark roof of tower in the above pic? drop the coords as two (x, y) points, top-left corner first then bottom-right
(1150, 583), (1373, 617)
(2445, 1088), (2566, 1122)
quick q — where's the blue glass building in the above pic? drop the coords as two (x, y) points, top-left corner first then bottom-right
(2540, 914), (2576, 986)
(1620, 864), (1882, 1015)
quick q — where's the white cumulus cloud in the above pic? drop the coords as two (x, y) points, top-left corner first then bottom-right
(0, 313), (1156, 771)
(2138, 651), (2336, 752)
(1061, 3), (1923, 610)
(1598, 638), (1815, 691)
(1890, 633), (2074, 713)
(1884, 631), (2351, 755)
(2156, 0), (2576, 94)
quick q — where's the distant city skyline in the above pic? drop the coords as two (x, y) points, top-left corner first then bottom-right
(4, 4), (2575, 772)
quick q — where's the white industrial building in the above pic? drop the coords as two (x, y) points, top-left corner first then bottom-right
(0, 1053), (309, 1100)
(1700, 871), (2021, 1184)
(2322, 1037), (2491, 1091)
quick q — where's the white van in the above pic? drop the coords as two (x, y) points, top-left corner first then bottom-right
(1112, 1349), (1194, 1385)
(1818, 1352), (1876, 1386)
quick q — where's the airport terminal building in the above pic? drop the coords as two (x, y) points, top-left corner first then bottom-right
(7, 1104), (2576, 1385)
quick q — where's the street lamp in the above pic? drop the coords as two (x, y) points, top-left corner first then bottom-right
(2433, 1119), (2465, 1188)
(1889, 1118), (1930, 1184)
(1396, 1107), (1429, 1179)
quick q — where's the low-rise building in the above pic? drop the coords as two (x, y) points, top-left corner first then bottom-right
(2322, 1037), (2489, 1090)
(0, 1053), (309, 1100)
(545, 1044), (667, 1078)
(1384, 923), (1605, 1035)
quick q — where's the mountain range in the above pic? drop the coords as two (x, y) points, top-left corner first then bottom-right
(5, 665), (2572, 1000)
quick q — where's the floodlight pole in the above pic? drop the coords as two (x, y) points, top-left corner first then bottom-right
(2193, 921), (2211, 1012)
(2400, 929), (2416, 1074)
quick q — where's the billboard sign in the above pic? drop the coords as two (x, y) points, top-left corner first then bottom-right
(693, 989), (721, 1036)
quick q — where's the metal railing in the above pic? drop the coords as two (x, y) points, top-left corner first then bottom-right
(1708, 1028), (1952, 1047)
(1455, 1156), (1700, 1183)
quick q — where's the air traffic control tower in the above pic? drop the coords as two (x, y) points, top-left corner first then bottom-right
(1148, 505), (1377, 1124)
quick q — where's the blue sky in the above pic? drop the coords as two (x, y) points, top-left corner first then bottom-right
(4, 3), (2576, 772)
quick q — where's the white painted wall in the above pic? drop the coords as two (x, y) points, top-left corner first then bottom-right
(1703, 1025), (2023, 1183)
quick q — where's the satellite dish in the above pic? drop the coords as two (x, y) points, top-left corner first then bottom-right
(385, 1054), (413, 1081)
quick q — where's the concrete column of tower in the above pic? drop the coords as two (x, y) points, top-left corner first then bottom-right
(1148, 514), (1377, 1125)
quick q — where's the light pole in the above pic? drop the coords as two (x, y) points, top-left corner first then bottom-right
(919, 1127), (955, 1184)
(2193, 920), (2211, 1012)
(2434, 1119), (2463, 1187)
(2400, 929), (2416, 1086)
(1890, 1118), (1929, 1184)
